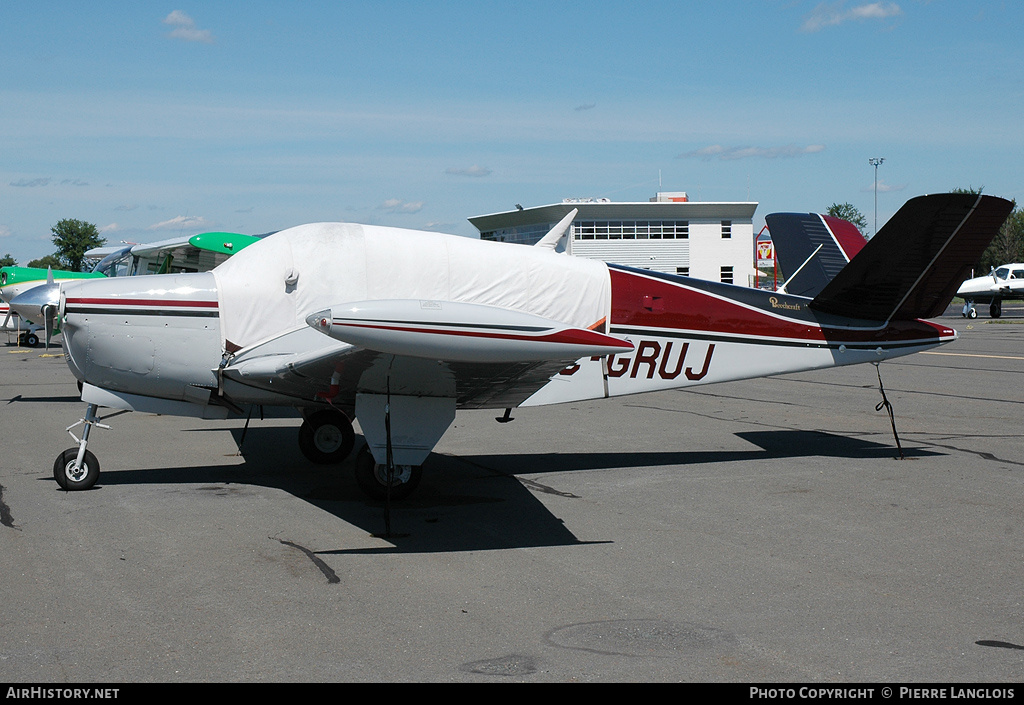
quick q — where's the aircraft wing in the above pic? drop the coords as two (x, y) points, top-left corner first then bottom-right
(222, 300), (631, 411)
(127, 235), (195, 259)
(188, 232), (262, 255)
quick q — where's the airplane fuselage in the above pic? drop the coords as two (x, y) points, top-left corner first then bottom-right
(58, 259), (954, 416)
(61, 273), (223, 406)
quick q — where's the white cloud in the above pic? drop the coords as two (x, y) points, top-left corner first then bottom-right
(421, 222), (460, 233)
(0, 225), (12, 239)
(379, 199), (424, 214)
(445, 165), (492, 177)
(677, 144), (826, 161)
(99, 223), (121, 233)
(861, 179), (906, 193)
(163, 10), (214, 44)
(801, 2), (903, 32)
(10, 177), (51, 188)
(148, 215), (210, 230)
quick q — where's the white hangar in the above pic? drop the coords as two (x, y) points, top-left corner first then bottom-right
(468, 192), (759, 286)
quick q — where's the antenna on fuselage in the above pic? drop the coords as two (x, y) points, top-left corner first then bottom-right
(777, 244), (823, 295)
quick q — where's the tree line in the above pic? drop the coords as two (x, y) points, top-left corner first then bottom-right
(1, 219), (106, 270)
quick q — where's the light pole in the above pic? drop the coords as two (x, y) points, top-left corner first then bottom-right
(869, 157), (885, 237)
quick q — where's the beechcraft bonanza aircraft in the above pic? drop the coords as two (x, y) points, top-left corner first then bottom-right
(46, 193), (1012, 503)
(956, 263), (1024, 318)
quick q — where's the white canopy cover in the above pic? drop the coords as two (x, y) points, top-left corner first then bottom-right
(211, 222), (612, 353)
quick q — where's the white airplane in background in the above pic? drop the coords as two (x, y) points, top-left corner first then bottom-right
(957, 264), (1024, 318)
(5, 231), (260, 348)
(37, 194), (1012, 506)
(1, 267), (103, 346)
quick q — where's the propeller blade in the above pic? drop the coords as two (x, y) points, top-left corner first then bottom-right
(42, 304), (56, 350)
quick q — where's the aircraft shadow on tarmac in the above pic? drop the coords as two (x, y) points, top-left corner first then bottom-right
(44, 418), (942, 557)
(7, 393), (83, 404)
(42, 425), (941, 554)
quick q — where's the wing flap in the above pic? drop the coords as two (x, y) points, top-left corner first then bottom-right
(221, 324), (588, 410)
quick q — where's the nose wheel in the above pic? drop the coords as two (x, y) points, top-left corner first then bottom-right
(53, 403), (108, 491)
(54, 448), (100, 491)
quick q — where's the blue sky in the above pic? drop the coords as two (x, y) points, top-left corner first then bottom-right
(2, 1), (1022, 263)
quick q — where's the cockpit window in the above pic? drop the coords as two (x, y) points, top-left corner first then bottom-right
(1012, 270), (1024, 279)
(995, 267), (1009, 280)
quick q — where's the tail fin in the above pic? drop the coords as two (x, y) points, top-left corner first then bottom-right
(809, 193), (1014, 321)
(764, 212), (867, 297)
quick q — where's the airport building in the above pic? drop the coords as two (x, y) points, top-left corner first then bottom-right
(469, 192), (759, 286)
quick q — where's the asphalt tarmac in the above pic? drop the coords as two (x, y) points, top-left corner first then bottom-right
(2, 305), (1023, 683)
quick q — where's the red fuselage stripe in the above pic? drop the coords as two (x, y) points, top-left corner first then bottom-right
(66, 298), (218, 308)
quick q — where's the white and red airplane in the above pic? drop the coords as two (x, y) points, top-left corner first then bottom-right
(42, 193), (1012, 500)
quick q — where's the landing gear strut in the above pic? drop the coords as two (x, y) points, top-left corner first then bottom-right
(53, 403), (108, 490)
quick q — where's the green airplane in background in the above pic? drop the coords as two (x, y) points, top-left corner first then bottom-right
(2, 231), (262, 347)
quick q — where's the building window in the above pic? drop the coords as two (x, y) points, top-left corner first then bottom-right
(721, 221), (732, 239)
(574, 220), (689, 241)
(721, 266), (733, 284)
(676, 267), (689, 276)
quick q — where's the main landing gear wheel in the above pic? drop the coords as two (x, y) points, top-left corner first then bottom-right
(354, 445), (422, 501)
(22, 332), (39, 347)
(298, 410), (355, 464)
(53, 448), (100, 491)
(990, 301), (1002, 318)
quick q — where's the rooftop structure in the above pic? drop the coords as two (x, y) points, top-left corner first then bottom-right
(469, 193), (759, 285)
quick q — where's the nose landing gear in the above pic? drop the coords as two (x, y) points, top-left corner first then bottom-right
(54, 403), (108, 491)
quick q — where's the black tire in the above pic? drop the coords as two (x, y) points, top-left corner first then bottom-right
(991, 301), (1002, 318)
(53, 448), (100, 491)
(967, 308), (978, 319)
(298, 410), (355, 464)
(25, 333), (39, 347)
(354, 445), (422, 501)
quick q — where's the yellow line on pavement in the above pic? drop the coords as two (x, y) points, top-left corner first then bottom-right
(921, 351), (1024, 361)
